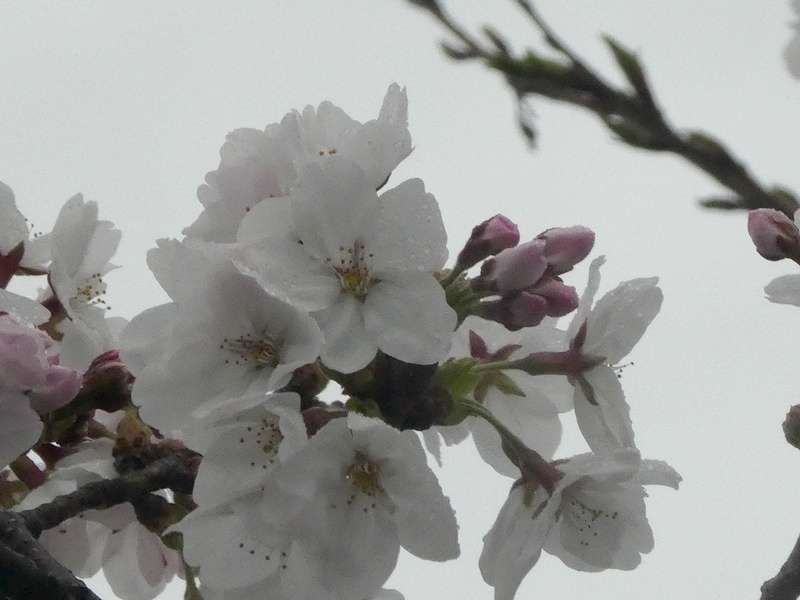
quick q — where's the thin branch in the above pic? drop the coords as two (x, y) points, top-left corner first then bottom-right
(406, 0), (800, 216)
(761, 531), (800, 600)
(18, 451), (196, 538)
(0, 447), (197, 600)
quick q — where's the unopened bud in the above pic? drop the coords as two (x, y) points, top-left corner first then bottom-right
(783, 404), (800, 450)
(472, 240), (547, 293)
(530, 277), (580, 317)
(475, 292), (548, 331)
(456, 215), (520, 271)
(79, 349), (134, 413)
(536, 225), (595, 274)
(748, 209), (800, 261)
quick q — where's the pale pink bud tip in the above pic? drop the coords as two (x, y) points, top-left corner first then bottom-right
(748, 209), (800, 261)
(456, 214), (520, 270)
(537, 225), (595, 273)
(473, 240), (547, 293)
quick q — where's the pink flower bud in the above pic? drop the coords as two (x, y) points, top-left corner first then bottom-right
(536, 225), (595, 274)
(476, 291), (548, 331)
(456, 215), (520, 270)
(79, 349), (134, 414)
(472, 240), (548, 293)
(748, 209), (800, 261)
(530, 277), (580, 317)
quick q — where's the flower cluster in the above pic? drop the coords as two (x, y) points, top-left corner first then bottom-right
(0, 86), (679, 600)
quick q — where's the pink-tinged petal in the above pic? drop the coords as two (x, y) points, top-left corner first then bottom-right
(537, 225), (595, 273)
(0, 393), (42, 467)
(574, 366), (636, 453)
(364, 271), (455, 365)
(371, 178), (448, 272)
(765, 274), (800, 306)
(292, 158), (381, 261)
(27, 364), (82, 414)
(315, 295), (377, 373)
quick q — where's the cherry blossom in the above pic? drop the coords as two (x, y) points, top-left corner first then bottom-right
(186, 84), (411, 243)
(239, 157), (455, 372)
(567, 257), (663, 452)
(121, 240), (322, 434)
(480, 449), (680, 600)
(258, 413), (459, 600)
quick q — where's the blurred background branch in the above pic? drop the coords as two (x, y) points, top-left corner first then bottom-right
(408, 0), (799, 216)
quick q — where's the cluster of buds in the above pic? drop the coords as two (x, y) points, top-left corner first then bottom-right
(464, 220), (595, 330)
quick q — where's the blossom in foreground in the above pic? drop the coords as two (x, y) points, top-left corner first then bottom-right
(240, 157), (455, 372)
(258, 413), (459, 600)
(480, 449), (680, 600)
(121, 240), (322, 434)
(566, 257), (663, 452)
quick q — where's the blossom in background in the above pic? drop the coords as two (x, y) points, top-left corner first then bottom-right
(785, 0), (800, 77)
(480, 449), (680, 600)
(120, 240), (322, 434)
(0, 181), (51, 276)
(441, 316), (571, 477)
(566, 257), (663, 452)
(185, 84), (411, 243)
(239, 157), (455, 373)
(49, 194), (120, 326)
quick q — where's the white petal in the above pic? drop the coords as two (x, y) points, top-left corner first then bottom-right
(0, 393), (42, 467)
(291, 158), (380, 260)
(316, 296), (377, 373)
(574, 366), (636, 453)
(567, 255), (605, 340)
(240, 237), (340, 312)
(585, 277), (662, 363)
(0, 289), (50, 325)
(480, 485), (555, 600)
(371, 178), (448, 272)
(364, 271), (455, 365)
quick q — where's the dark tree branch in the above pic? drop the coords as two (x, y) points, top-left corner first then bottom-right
(18, 450), (196, 538)
(761, 531), (800, 600)
(0, 447), (197, 600)
(407, 0), (800, 216)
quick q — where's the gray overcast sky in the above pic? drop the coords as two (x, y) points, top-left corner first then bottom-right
(2, 2), (800, 599)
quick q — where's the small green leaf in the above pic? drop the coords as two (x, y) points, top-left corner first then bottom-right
(491, 373), (526, 397)
(603, 35), (651, 102)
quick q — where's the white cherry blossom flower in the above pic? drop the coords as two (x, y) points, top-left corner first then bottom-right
(240, 157), (455, 372)
(186, 84), (411, 243)
(49, 194), (120, 326)
(259, 413), (459, 600)
(190, 392), (308, 507)
(121, 240), (322, 434)
(480, 449), (680, 600)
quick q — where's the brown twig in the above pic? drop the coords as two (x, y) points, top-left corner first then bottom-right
(761, 531), (800, 600)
